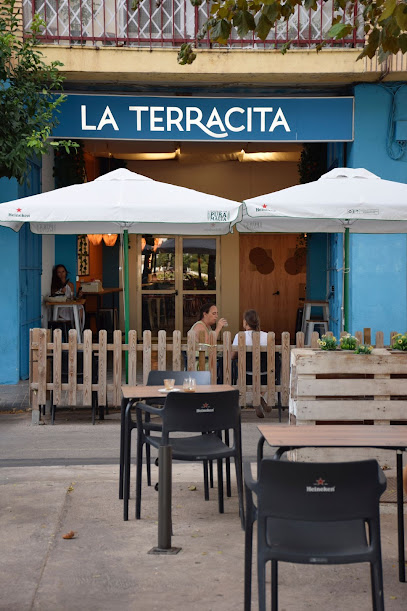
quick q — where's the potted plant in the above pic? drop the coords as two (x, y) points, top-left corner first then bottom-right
(317, 334), (338, 351)
(391, 333), (407, 351)
(354, 344), (373, 355)
(339, 334), (358, 350)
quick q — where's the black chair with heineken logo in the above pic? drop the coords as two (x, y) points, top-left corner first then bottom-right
(123, 389), (244, 526)
(243, 458), (387, 611)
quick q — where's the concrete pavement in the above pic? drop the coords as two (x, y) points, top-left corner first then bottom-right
(0, 403), (406, 610)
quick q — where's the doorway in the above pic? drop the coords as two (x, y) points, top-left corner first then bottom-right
(239, 234), (306, 342)
(135, 235), (220, 336)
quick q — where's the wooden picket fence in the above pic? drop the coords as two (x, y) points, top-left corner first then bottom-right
(29, 326), (393, 423)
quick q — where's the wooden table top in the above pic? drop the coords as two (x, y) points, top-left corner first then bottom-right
(258, 424), (407, 449)
(45, 299), (86, 306)
(122, 384), (234, 400)
(82, 287), (122, 296)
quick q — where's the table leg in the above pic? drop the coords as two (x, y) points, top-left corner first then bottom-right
(119, 397), (127, 499)
(396, 450), (405, 583)
(73, 305), (82, 343)
(53, 305), (59, 321)
(148, 445), (181, 555)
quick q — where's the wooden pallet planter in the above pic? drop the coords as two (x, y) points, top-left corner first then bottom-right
(290, 348), (407, 425)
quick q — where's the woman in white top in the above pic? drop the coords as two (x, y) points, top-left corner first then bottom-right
(51, 264), (84, 328)
(232, 309), (270, 418)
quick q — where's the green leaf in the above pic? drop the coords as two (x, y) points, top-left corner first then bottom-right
(233, 10), (256, 38)
(399, 33), (407, 54)
(210, 18), (232, 43)
(327, 23), (354, 40)
(256, 13), (272, 40)
(304, 0), (318, 10)
(394, 4), (407, 31)
(378, 0), (397, 23)
(262, 3), (280, 23)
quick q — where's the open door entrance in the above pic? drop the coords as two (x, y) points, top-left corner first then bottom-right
(239, 234), (306, 342)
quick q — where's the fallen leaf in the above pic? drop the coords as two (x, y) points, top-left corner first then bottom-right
(67, 483), (75, 493)
(188, 485), (197, 491)
(381, 465), (391, 470)
(390, 596), (397, 600)
(62, 531), (75, 539)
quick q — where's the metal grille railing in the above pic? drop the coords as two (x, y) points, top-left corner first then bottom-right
(23, 0), (365, 48)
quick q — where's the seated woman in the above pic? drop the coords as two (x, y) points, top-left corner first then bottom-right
(231, 309), (269, 419)
(189, 302), (228, 344)
(51, 264), (84, 330)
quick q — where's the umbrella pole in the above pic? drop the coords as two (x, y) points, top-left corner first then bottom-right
(124, 229), (130, 381)
(344, 227), (350, 332)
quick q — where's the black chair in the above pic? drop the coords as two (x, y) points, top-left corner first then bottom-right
(121, 370), (212, 507)
(244, 458), (387, 611)
(48, 320), (71, 342)
(124, 389), (244, 526)
(50, 351), (100, 425)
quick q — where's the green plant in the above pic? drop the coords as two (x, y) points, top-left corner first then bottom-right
(0, 0), (78, 183)
(172, 1), (407, 66)
(391, 333), (407, 351)
(340, 334), (359, 350)
(317, 334), (338, 351)
(354, 344), (373, 355)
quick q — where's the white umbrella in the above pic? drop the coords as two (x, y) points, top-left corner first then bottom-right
(238, 168), (407, 234)
(0, 168), (242, 348)
(237, 168), (407, 331)
(0, 168), (241, 235)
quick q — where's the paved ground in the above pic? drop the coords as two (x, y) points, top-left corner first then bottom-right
(0, 383), (406, 610)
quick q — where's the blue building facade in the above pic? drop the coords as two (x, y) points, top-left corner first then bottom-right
(1, 82), (407, 382)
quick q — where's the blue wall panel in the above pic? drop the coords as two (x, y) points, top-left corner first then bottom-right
(346, 84), (407, 340)
(55, 235), (77, 293)
(0, 177), (20, 383)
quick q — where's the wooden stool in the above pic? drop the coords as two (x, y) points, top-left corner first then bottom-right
(304, 320), (329, 345)
(302, 301), (329, 345)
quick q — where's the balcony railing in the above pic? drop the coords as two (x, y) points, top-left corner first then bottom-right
(23, 0), (365, 49)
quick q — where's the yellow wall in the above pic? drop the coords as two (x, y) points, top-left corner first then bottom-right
(126, 159), (299, 200)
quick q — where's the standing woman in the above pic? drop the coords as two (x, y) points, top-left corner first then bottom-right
(51, 264), (83, 327)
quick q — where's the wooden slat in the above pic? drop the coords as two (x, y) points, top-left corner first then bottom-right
(222, 331), (232, 386)
(98, 330), (108, 406)
(127, 330), (137, 387)
(297, 377), (407, 396)
(143, 330), (151, 385)
(198, 330), (206, 372)
(294, 351), (407, 374)
(172, 330), (181, 371)
(207, 330), (216, 384)
(280, 332), (290, 407)
(364, 327), (371, 345)
(390, 330), (398, 346)
(238, 331), (246, 407)
(37, 328), (48, 407)
(296, 331), (304, 348)
(187, 330), (196, 372)
(267, 332), (276, 408)
(355, 331), (363, 344)
(53, 329), (62, 406)
(113, 330), (122, 406)
(252, 331), (261, 408)
(375, 331), (384, 348)
(295, 399), (407, 421)
(82, 329), (92, 406)
(158, 330), (166, 371)
(68, 330), (77, 406)
(310, 332), (319, 349)
(30, 328), (39, 417)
